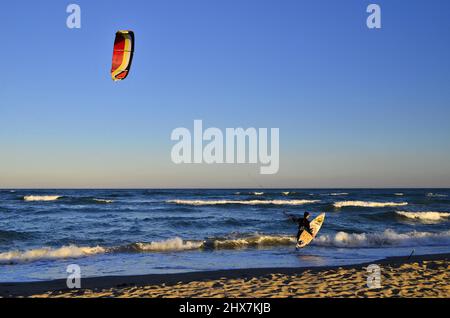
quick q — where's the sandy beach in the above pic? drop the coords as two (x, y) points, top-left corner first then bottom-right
(0, 253), (448, 298)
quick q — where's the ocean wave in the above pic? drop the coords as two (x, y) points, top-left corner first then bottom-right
(0, 234), (299, 264)
(65, 197), (116, 205)
(22, 195), (114, 204)
(394, 193), (404, 196)
(0, 230), (32, 242)
(396, 211), (450, 222)
(207, 234), (295, 249)
(3, 227), (450, 264)
(92, 198), (114, 204)
(167, 199), (320, 206)
(333, 201), (408, 208)
(0, 245), (106, 264)
(23, 195), (62, 202)
(131, 238), (204, 251)
(314, 229), (450, 248)
(252, 192), (264, 196)
(426, 193), (448, 198)
(131, 234), (296, 251)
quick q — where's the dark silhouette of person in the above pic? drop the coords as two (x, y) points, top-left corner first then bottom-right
(285, 211), (313, 241)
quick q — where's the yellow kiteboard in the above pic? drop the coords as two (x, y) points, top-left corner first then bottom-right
(296, 213), (326, 249)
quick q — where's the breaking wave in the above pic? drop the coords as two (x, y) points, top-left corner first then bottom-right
(207, 235), (295, 249)
(0, 245), (106, 264)
(23, 195), (62, 202)
(313, 229), (450, 248)
(129, 238), (203, 252)
(126, 234), (295, 251)
(333, 201), (408, 208)
(0, 234), (297, 264)
(92, 199), (114, 204)
(319, 192), (348, 196)
(167, 199), (320, 206)
(426, 193), (448, 198)
(3, 228), (450, 264)
(22, 195), (114, 204)
(395, 211), (450, 222)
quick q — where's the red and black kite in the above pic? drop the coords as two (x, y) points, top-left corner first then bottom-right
(111, 30), (135, 81)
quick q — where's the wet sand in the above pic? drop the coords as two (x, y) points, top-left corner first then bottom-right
(1, 253), (448, 298)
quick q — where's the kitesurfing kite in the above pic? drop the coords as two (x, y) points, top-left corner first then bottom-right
(111, 30), (135, 81)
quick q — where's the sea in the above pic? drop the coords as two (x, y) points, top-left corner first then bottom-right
(0, 189), (449, 282)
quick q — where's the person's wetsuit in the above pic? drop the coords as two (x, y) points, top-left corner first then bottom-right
(286, 214), (313, 241)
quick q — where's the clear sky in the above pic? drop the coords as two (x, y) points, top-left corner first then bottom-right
(1, 0), (450, 188)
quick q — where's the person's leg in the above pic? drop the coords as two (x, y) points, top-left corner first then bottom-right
(296, 229), (302, 241)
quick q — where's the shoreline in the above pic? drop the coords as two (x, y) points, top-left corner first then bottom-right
(1, 252), (448, 298)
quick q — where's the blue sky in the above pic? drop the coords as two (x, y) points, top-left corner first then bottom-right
(1, 0), (449, 188)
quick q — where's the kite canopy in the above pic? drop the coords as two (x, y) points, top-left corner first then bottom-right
(111, 30), (135, 81)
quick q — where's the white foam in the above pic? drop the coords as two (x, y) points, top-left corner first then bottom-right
(121, 234), (299, 253)
(394, 193), (404, 196)
(281, 192), (290, 196)
(396, 211), (450, 222)
(130, 235), (297, 252)
(134, 237), (203, 251)
(333, 201), (408, 208)
(314, 229), (450, 248)
(23, 195), (62, 202)
(0, 245), (106, 264)
(167, 199), (320, 206)
(426, 193), (448, 198)
(252, 192), (264, 196)
(93, 198), (114, 204)
(212, 235), (295, 249)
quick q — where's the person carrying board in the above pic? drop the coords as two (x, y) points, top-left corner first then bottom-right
(285, 211), (314, 241)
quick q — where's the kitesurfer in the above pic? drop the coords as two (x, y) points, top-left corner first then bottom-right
(285, 211), (314, 240)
